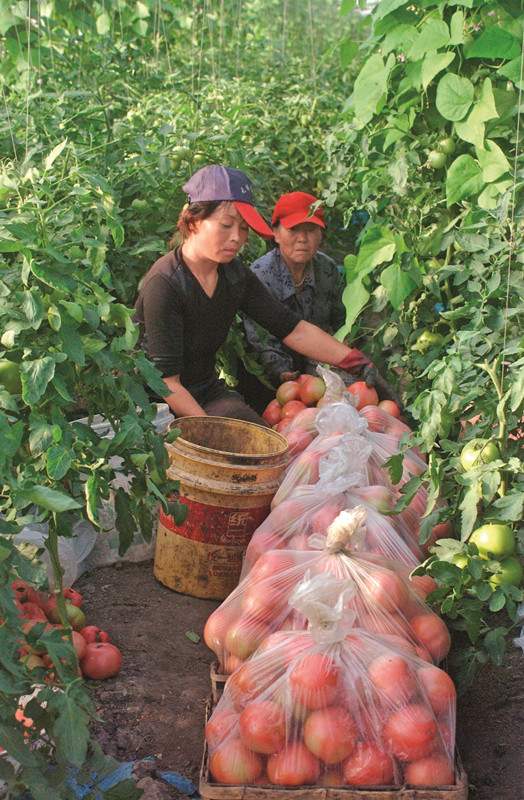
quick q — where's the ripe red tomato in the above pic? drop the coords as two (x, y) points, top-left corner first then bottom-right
(281, 400), (308, 420)
(79, 625), (110, 644)
(262, 403), (282, 427)
(239, 700), (286, 754)
(275, 418), (292, 433)
(404, 754), (455, 786)
(303, 705), (358, 764)
(63, 587), (83, 607)
(297, 373), (313, 385)
(378, 399), (401, 418)
(299, 377), (326, 407)
(205, 708), (239, 749)
(410, 614), (451, 663)
(343, 742), (395, 785)
(366, 570), (409, 613)
(80, 642), (122, 680)
(10, 580), (41, 605)
(17, 602), (47, 622)
(417, 665), (456, 716)
(346, 381), (378, 410)
(289, 652), (340, 709)
(209, 738), (264, 784)
(367, 654), (417, 705)
(267, 741), (321, 786)
(276, 381), (301, 406)
(383, 703), (438, 761)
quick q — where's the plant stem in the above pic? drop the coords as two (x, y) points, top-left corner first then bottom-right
(45, 518), (72, 636)
(479, 359), (508, 496)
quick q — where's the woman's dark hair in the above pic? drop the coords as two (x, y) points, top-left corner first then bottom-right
(168, 200), (224, 247)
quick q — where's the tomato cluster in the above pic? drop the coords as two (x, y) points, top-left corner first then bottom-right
(206, 630), (456, 788)
(13, 579), (122, 681)
(262, 375), (327, 431)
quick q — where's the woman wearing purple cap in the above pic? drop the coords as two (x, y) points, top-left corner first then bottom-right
(134, 166), (391, 423)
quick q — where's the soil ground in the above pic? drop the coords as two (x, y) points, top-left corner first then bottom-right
(76, 560), (524, 800)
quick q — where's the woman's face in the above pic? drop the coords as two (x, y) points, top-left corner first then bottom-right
(189, 202), (250, 264)
(273, 222), (323, 270)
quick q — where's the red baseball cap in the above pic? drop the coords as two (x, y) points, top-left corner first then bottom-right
(182, 165), (273, 239)
(272, 191), (325, 229)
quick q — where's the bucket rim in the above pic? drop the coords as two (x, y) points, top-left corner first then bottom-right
(166, 415), (289, 460)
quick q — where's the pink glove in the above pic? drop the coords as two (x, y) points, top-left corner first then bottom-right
(336, 349), (372, 375)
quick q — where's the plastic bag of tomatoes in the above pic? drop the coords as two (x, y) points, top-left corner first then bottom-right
(242, 482), (423, 581)
(205, 572), (457, 788)
(204, 507), (447, 676)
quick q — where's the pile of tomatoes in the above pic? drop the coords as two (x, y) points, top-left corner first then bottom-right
(13, 579), (122, 681)
(206, 624), (457, 788)
(262, 374), (402, 434)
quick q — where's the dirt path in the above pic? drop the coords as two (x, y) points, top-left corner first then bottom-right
(76, 561), (524, 800)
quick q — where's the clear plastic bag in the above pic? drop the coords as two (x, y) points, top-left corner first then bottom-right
(205, 507), (447, 674)
(206, 572), (456, 788)
(243, 483), (423, 578)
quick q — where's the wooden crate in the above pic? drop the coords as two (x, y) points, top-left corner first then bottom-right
(200, 699), (469, 800)
(210, 661), (228, 703)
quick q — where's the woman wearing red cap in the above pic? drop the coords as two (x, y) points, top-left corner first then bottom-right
(243, 191), (346, 391)
(134, 167), (387, 422)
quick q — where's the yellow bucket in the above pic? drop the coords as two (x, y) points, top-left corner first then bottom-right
(153, 416), (289, 599)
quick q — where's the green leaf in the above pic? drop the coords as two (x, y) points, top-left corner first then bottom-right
(354, 54), (393, 125)
(498, 57), (524, 88)
(446, 155), (484, 206)
(53, 695), (89, 767)
(340, 0), (356, 13)
(483, 626), (507, 666)
(20, 357), (57, 405)
(22, 288), (45, 329)
(16, 485), (82, 512)
(459, 482), (480, 540)
(102, 779), (144, 800)
(490, 491), (524, 523)
(436, 73), (474, 121)
(29, 261), (75, 292)
(114, 487), (138, 555)
(185, 630), (201, 643)
(44, 139), (68, 171)
(381, 24), (418, 55)
(449, 10), (464, 45)
(96, 11), (111, 35)
(421, 51), (455, 91)
(466, 29), (521, 61)
(373, 0), (409, 21)
(476, 140), (510, 183)
(341, 280), (370, 331)
(380, 263), (416, 309)
(407, 20), (450, 61)
(455, 78), (499, 147)
(354, 226), (396, 275)
(46, 444), (74, 480)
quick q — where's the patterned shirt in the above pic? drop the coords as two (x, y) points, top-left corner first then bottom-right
(243, 247), (346, 385)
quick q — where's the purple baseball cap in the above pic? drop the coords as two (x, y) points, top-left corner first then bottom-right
(182, 165), (273, 239)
